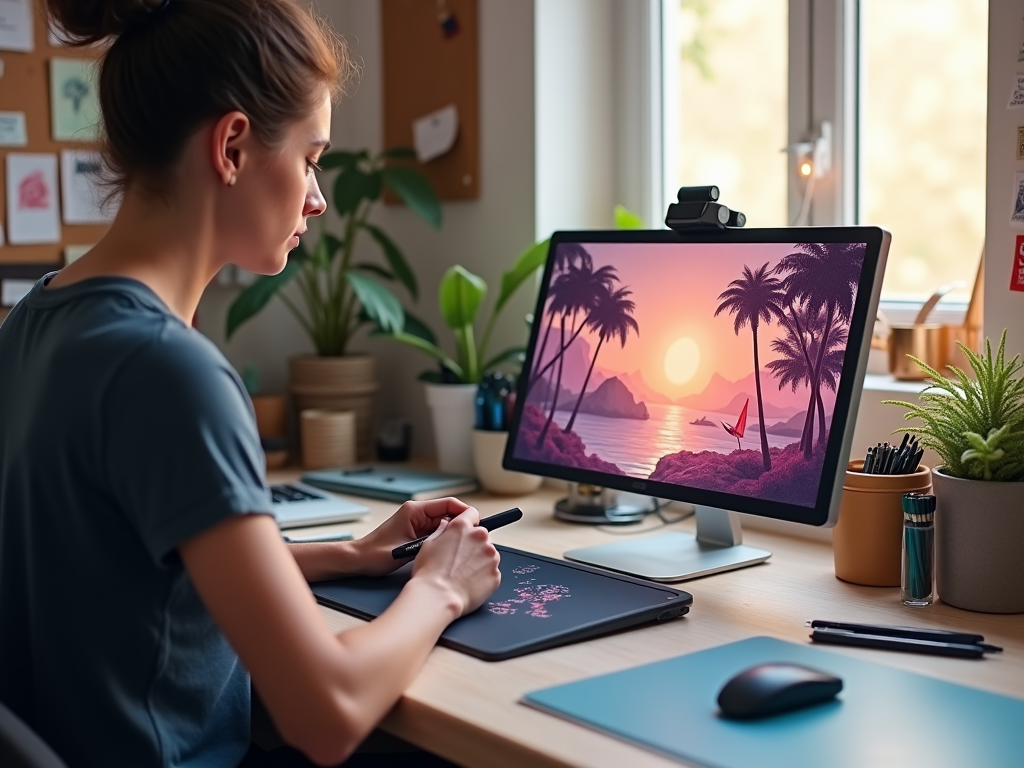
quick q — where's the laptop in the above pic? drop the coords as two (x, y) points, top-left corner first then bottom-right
(269, 481), (370, 529)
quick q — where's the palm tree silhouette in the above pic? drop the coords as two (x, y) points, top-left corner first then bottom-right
(562, 285), (639, 434)
(531, 244), (593, 390)
(715, 263), (784, 471)
(766, 307), (848, 445)
(527, 263), (619, 397)
(775, 243), (864, 459)
(533, 264), (620, 447)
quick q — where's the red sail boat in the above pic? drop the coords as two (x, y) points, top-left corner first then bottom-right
(721, 397), (749, 451)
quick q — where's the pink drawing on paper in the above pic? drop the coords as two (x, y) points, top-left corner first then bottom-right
(487, 565), (571, 618)
(18, 172), (50, 210)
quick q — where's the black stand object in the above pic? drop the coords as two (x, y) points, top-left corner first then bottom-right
(560, 186), (770, 581)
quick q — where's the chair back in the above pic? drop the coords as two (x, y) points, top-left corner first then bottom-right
(0, 701), (68, 768)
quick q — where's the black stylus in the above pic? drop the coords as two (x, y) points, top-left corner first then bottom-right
(390, 507), (523, 560)
(810, 627), (990, 658)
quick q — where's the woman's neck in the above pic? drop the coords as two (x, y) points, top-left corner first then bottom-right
(48, 184), (223, 323)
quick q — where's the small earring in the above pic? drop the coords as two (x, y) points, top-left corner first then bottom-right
(228, 174), (237, 186)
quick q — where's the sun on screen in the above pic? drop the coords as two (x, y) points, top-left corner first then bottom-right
(664, 337), (700, 385)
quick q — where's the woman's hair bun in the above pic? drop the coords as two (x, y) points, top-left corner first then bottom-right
(46, 0), (165, 45)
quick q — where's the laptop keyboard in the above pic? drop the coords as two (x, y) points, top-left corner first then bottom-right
(270, 484), (324, 504)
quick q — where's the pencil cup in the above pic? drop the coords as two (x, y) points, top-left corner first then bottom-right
(300, 409), (356, 470)
(472, 430), (542, 496)
(901, 493), (935, 606)
(833, 461), (932, 587)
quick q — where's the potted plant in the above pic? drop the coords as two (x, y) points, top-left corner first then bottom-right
(885, 330), (1024, 613)
(384, 239), (549, 474)
(226, 148), (441, 460)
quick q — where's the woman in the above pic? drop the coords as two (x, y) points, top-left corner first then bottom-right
(0, 1), (501, 766)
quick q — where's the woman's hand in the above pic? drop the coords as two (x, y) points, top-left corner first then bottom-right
(411, 507), (502, 617)
(352, 497), (472, 577)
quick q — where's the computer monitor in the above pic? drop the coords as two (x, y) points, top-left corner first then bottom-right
(503, 227), (890, 581)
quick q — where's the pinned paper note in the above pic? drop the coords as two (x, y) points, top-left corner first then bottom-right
(0, 0), (33, 53)
(413, 104), (459, 163)
(50, 58), (101, 141)
(1, 278), (34, 307)
(0, 112), (27, 146)
(61, 150), (117, 224)
(5, 153), (61, 244)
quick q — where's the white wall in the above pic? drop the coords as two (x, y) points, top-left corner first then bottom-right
(198, 0), (537, 459)
(986, 0), (1024, 357)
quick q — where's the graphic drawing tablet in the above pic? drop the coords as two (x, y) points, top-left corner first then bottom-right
(312, 547), (692, 661)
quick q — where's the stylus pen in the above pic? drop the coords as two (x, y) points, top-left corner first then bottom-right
(390, 507), (523, 560)
(807, 620), (1002, 651)
(810, 627), (992, 658)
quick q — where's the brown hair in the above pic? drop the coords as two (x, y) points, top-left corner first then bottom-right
(46, 0), (352, 194)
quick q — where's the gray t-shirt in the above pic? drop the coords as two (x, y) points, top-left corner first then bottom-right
(0, 275), (273, 767)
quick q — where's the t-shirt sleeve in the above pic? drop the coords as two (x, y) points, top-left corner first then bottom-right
(104, 322), (273, 565)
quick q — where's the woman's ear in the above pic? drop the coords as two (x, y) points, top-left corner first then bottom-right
(210, 111), (251, 186)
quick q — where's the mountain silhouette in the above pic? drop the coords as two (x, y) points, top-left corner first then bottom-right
(675, 370), (820, 416)
(557, 376), (649, 420)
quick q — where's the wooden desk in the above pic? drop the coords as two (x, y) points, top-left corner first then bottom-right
(271, 473), (1024, 768)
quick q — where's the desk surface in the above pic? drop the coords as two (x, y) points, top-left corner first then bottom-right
(270, 471), (1024, 768)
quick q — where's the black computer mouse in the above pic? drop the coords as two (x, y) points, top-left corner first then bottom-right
(717, 662), (843, 719)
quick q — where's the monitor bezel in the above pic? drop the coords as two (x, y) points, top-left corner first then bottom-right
(503, 226), (889, 528)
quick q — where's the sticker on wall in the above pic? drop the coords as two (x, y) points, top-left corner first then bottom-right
(1018, 127), (1024, 161)
(0, 112), (27, 147)
(50, 58), (101, 141)
(1012, 172), (1024, 227)
(1008, 74), (1024, 109)
(1012, 236), (1024, 293)
(5, 153), (61, 244)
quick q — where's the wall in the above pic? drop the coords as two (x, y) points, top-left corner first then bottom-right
(198, 0), (537, 459)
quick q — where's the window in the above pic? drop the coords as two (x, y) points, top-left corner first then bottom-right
(661, 0), (988, 304)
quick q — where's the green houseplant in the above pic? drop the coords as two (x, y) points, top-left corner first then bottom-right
(225, 148), (441, 460)
(381, 239), (549, 473)
(885, 330), (1024, 613)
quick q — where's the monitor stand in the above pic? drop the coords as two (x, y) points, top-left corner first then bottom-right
(553, 483), (654, 525)
(563, 506), (771, 582)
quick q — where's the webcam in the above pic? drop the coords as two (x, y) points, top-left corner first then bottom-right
(665, 186), (745, 231)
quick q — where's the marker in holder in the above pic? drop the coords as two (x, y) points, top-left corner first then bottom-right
(901, 493), (935, 606)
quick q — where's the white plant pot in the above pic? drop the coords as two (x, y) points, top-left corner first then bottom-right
(424, 383), (478, 475)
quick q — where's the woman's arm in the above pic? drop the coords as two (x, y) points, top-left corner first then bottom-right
(179, 502), (500, 766)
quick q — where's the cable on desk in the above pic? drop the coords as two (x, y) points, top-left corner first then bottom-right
(595, 499), (695, 536)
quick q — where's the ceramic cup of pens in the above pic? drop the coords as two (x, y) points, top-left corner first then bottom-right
(832, 434), (932, 587)
(472, 373), (542, 496)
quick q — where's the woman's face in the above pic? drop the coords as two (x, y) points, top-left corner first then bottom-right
(226, 92), (332, 275)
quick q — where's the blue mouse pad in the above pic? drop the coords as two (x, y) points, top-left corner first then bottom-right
(312, 547), (691, 661)
(523, 636), (1024, 768)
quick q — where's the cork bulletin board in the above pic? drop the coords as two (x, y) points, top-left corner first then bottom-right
(381, 0), (479, 201)
(0, 1), (107, 321)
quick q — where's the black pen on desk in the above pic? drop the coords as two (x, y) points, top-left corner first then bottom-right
(810, 627), (991, 658)
(391, 507), (523, 560)
(807, 620), (1003, 653)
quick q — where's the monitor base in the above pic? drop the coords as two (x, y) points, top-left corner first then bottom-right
(563, 507), (771, 582)
(553, 483), (654, 525)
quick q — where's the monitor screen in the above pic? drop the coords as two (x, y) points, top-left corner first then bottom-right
(504, 228), (888, 527)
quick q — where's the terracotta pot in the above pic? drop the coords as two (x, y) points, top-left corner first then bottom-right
(833, 460), (932, 586)
(932, 467), (1024, 613)
(251, 394), (287, 439)
(289, 355), (377, 462)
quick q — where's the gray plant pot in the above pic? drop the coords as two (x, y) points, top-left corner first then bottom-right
(932, 467), (1024, 614)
